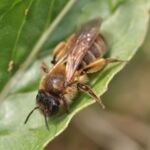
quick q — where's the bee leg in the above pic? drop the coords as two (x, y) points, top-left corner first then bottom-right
(51, 34), (75, 64)
(83, 58), (125, 73)
(51, 56), (56, 64)
(40, 61), (49, 73)
(105, 58), (127, 63)
(51, 42), (66, 64)
(77, 82), (105, 109)
(61, 96), (70, 114)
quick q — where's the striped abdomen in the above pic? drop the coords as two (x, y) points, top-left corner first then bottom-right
(82, 34), (107, 66)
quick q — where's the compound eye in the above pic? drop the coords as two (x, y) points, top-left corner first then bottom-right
(36, 93), (40, 102)
(36, 91), (45, 103)
(51, 100), (59, 114)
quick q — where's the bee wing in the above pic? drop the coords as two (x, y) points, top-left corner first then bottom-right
(66, 18), (101, 83)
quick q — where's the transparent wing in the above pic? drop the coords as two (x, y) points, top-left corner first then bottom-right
(66, 18), (101, 83)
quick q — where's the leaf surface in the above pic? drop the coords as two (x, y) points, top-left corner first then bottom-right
(0, 0), (150, 149)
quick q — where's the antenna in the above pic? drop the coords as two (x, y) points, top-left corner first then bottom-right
(24, 107), (39, 124)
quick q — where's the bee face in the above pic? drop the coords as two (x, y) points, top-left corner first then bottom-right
(36, 90), (60, 116)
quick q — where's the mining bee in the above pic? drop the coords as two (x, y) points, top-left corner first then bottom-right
(24, 18), (122, 130)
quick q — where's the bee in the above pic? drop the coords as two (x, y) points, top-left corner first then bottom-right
(24, 18), (121, 130)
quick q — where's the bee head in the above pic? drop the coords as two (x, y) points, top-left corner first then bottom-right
(36, 90), (60, 115)
(24, 89), (60, 130)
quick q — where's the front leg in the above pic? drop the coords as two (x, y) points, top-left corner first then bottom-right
(60, 95), (70, 114)
(77, 82), (105, 109)
(40, 61), (49, 73)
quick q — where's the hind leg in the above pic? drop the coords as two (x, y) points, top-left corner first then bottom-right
(83, 58), (125, 73)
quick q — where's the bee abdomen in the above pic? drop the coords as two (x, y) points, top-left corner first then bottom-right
(83, 34), (107, 65)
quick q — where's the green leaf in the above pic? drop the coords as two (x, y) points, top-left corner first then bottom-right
(0, 0), (68, 91)
(0, 0), (150, 149)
